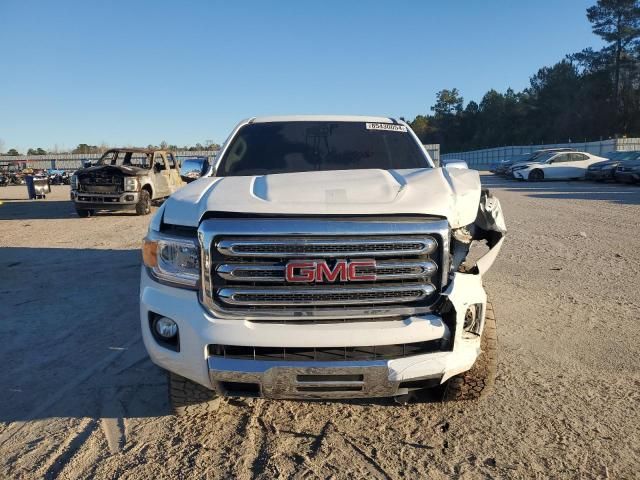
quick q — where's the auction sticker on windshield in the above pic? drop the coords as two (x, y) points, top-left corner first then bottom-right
(365, 123), (408, 132)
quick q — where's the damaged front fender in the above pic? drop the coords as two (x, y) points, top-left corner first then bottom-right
(452, 189), (506, 275)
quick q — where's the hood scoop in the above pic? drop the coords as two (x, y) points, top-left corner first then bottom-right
(251, 169), (405, 205)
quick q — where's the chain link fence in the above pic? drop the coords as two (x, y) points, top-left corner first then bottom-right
(441, 138), (640, 169)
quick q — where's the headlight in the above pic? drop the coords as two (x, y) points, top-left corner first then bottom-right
(142, 233), (200, 288)
(124, 177), (138, 192)
(512, 165), (529, 171)
(71, 174), (78, 189)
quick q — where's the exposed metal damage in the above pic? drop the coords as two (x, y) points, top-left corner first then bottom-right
(451, 189), (507, 275)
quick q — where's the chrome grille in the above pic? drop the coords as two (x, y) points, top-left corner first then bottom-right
(198, 219), (449, 322)
(217, 236), (436, 257)
(216, 260), (437, 282)
(208, 340), (443, 361)
(218, 284), (434, 306)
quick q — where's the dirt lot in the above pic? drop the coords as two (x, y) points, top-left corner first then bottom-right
(1, 177), (639, 479)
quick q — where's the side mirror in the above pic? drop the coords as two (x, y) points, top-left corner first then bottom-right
(443, 160), (469, 170)
(180, 169), (202, 183)
(179, 159), (210, 183)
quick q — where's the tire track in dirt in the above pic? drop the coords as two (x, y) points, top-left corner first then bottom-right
(0, 334), (141, 450)
(35, 418), (98, 480)
(230, 399), (269, 479)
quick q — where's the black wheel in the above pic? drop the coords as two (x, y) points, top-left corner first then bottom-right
(135, 190), (151, 215)
(168, 372), (219, 416)
(528, 169), (544, 182)
(75, 207), (94, 218)
(442, 301), (497, 401)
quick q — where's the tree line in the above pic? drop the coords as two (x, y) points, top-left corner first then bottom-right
(409, 0), (640, 153)
(2, 140), (221, 156)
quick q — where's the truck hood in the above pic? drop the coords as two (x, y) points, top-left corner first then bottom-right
(162, 168), (482, 228)
(76, 165), (149, 177)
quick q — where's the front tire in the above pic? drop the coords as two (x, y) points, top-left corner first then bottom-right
(442, 301), (497, 401)
(135, 190), (151, 215)
(528, 169), (544, 182)
(75, 207), (94, 217)
(168, 372), (219, 416)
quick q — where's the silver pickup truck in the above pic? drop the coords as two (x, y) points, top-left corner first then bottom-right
(70, 148), (184, 217)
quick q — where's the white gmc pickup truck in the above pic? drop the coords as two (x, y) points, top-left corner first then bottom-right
(140, 115), (506, 414)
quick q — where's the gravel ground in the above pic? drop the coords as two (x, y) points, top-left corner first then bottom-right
(1, 177), (639, 479)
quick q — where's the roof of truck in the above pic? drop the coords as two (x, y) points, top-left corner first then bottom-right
(104, 148), (168, 154)
(249, 115), (399, 124)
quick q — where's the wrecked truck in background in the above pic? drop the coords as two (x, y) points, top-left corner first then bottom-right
(139, 116), (506, 414)
(70, 148), (184, 217)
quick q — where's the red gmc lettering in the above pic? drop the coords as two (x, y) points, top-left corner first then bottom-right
(285, 261), (317, 282)
(285, 259), (376, 282)
(348, 259), (377, 281)
(316, 261), (348, 282)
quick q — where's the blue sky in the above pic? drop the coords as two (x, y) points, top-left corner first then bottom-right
(0, 0), (602, 152)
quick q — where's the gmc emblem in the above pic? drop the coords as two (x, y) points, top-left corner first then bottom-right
(285, 259), (376, 283)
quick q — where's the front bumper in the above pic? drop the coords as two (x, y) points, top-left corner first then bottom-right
(71, 190), (139, 209)
(140, 268), (488, 399)
(512, 170), (527, 179)
(615, 171), (640, 183)
(586, 169), (615, 180)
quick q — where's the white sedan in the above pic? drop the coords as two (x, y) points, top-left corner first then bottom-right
(511, 151), (606, 181)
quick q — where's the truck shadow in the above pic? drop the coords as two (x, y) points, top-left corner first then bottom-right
(0, 200), (146, 220)
(0, 247), (170, 422)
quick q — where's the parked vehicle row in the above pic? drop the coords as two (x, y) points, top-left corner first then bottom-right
(586, 151), (640, 183)
(0, 167), (72, 187)
(491, 149), (640, 183)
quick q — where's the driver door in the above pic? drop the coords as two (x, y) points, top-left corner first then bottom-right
(567, 153), (593, 178)
(165, 153), (185, 193)
(545, 153), (572, 179)
(152, 152), (171, 198)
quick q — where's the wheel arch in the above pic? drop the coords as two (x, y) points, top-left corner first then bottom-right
(141, 183), (153, 198)
(528, 168), (545, 181)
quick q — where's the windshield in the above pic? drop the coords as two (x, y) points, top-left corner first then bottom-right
(98, 151), (152, 168)
(607, 151), (640, 161)
(216, 121), (429, 176)
(530, 152), (557, 163)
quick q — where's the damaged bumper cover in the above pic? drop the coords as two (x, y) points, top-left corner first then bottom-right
(140, 267), (490, 399)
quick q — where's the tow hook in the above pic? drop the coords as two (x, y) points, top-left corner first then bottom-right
(393, 392), (415, 405)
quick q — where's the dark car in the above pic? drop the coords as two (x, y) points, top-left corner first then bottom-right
(614, 154), (640, 184)
(492, 154), (530, 175)
(586, 151), (640, 182)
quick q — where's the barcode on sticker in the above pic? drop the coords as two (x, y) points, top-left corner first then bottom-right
(365, 122), (407, 132)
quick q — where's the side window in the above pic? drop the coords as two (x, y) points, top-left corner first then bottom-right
(166, 153), (176, 169)
(551, 154), (569, 163)
(571, 153), (589, 161)
(100, 152), (117, 165)
(154, 153), (167, 171)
